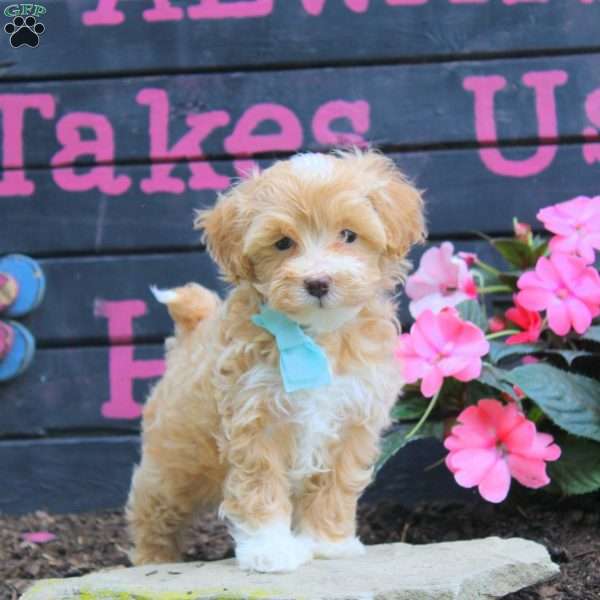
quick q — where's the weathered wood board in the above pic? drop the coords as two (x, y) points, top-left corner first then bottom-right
(0, 1), (596, 515)
(0, 435), (472, 515)
(1, 1), (599, 79)
(0, 436), (140, 514)
(17, 241), (495, 348)
(1, 54), (599, 172)
(2, 144), (598, 256)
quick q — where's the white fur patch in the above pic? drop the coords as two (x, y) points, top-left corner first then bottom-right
(290, 153), (334, 181)
(150, 285), (177, 304)
(232, 520), (312, 573)
(239, 363), (394, 483)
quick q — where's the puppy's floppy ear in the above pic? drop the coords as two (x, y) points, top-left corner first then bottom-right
(351, 150), (427, 258)
(194, 185), (254, 284)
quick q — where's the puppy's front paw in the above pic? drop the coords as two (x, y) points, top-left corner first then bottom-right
(235, 523), (312, 573)
(308, 535), (366, 559)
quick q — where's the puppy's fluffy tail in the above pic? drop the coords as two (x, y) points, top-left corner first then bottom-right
(150, 283), (221, 332)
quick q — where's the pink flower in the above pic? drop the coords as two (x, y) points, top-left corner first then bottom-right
(458, 251), (477, 267)
(504, 296), (543, 345)
(394, 308), (489, 397)
(22, 531), (56, 544)
(406, 242), (478, 318)
(445, 399), (561, 503)
(488, 316), (506, 333)
(513, 220), (532, 243)
(537, 195), (600, 264)
(517, 253), (600, 336)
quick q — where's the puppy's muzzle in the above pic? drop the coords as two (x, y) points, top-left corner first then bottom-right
(304, 276), (331, 299)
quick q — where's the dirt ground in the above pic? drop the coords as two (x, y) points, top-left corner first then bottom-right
(1, 492), (598, 599)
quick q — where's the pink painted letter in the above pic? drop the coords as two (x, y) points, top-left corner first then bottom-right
(224, 103), (303, 175)
(312, 100), (370, 147)
(95, 300), (165, 420)
(188, 0), (273, 19)
(463, 70), (568, 177)
(137, 88), (231, 193)
(0, 94), (55, 196)
(51, 112), (131, 195)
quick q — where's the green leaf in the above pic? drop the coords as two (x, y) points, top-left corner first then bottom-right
(390, 391), (429, 421)
(532, 238), (549, 261)
(477, 364), (515, 396)
(375, 422), (444, 472)
(492, 238), (536, 269)
(456, 299), (487, 331)
(548, 435), (600, 495)
(488, 341), (538, 363)
(542, 349), (595, 366)
(503, 364), (600, 442)
(581, 326), (600, 344)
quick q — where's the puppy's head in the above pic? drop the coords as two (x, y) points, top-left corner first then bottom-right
(196, 149), (426, 331)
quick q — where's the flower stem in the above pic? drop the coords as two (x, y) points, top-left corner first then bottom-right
(478, 285), (513, 294)
(405, 390), (440, 441)
(486, 329), (520, 340)
(474, 259), (501, 277)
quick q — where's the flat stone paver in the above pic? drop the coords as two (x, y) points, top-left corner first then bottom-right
(22, 537), (559, 600)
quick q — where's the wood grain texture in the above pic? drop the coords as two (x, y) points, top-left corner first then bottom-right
(15, 241), (497, 347)
(2, 54), (597, 170)
(0, 436), (140, 514)
(0, 241), (500, 440)
(3, 144), (597, 256)
(1, 1), (599, 79)
(25, 252), (224, 346)
(0, 345), (161, 437)
(0, 434), (470, 515)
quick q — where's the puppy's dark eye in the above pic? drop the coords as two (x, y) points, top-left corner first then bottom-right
(341, 229), (357, 243)
(275, 236), (294, 251)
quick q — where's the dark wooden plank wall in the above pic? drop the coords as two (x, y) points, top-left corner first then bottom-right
(0, 1), (599, 515)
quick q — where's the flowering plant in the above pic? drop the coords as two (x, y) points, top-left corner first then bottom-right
(382, 195), (600, 503)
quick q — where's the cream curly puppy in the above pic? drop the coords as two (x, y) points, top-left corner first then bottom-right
(126, 149), (425, 573)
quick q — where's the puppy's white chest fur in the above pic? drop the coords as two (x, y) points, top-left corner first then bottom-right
(242, 363), (394, 482)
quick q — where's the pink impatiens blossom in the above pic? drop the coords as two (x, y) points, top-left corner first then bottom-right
(445, 399), (561, 503)
(504, 296), (543, 345)
(537, 195), (600, 264)
(405, 242), (478, 318)
(394, 308), (490, 398)
(517, 253), (600, 336)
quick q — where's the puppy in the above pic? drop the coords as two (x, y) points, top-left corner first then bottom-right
(126, 149), (426, 572)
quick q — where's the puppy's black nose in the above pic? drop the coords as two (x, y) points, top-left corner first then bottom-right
(304, 276), (331, 298)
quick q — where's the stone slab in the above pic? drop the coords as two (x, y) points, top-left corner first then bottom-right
(21, 537), (558, 600)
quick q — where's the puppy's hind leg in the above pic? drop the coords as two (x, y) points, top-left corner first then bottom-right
(126, 457), (220, 565)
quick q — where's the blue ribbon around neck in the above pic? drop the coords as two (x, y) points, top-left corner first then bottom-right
(251, 304), (332, 393)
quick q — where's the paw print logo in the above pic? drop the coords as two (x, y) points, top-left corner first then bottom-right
(4, 16), (45, 48)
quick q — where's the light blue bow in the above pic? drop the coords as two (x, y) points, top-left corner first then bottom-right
(251, 305), (332, 393)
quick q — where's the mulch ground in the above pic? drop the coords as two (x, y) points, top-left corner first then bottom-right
(1, 492), (598, 600)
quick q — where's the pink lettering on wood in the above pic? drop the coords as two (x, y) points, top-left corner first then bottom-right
(82, 0), (125, 25)
(301, 0), (369, 15)
(95, 299), (165, 420)
(503, 0), (547, 4)
(224, 103), (303, 175)
(583, 88), (600, 164)
(188, 0), (273, 19)
(312, 100), (370, 147)
(143, 0), (184, 21)
(0, 94), (55, 196)
(137, 88), (231, 193)
(51, 112), (131, 195)
(463, 70), (568, 178)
